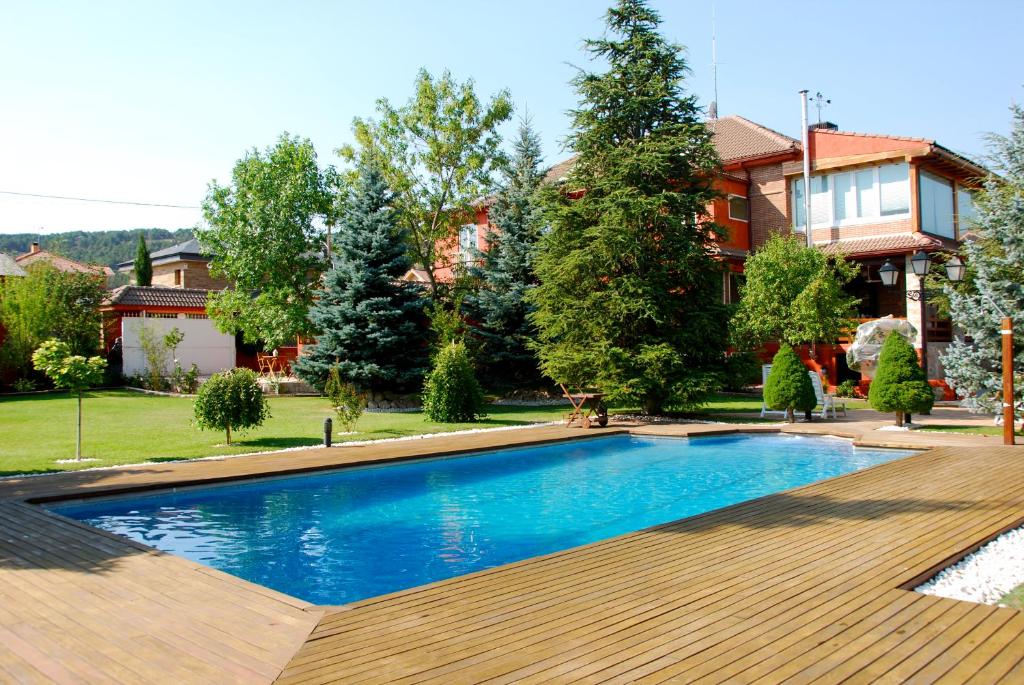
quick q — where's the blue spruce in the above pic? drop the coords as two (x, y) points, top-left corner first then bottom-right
(294, 164), (428, 391)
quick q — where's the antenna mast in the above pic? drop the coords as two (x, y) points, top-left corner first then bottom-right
(710, 3), (718, 119)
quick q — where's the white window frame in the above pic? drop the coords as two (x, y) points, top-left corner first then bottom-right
(458, 224), (477, 265)
(792, 162), (911, 231)
(727, 194), (749, 222)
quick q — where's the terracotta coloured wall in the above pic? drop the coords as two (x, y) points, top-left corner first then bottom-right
(709, 176), (751, 252)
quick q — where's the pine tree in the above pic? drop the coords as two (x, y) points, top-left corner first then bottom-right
(134, 233), (152, 286)
(763, 345), (816, 423)
(293, 164), (428, 392)
(941, 105), (1024, 420)
(528, 0), (729, 414)
(465, 119), (545, 390)
(870, 332), (934, 426)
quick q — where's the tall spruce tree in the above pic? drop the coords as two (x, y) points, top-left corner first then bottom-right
(941, 105), (1024, 419)
(528, 0), (729, 414)
(134, 233), (152, 286)
(465, 119), (546, 389)
(293, 164), (428, 392)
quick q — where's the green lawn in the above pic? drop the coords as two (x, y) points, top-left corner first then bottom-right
(0, 390), (568, 476)
(682, 392), (870, 415)
(917, 424), (1023, 437)
(1000, 584), (1024, 610)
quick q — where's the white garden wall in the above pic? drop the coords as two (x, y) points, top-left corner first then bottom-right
(122, 316), (235, 377)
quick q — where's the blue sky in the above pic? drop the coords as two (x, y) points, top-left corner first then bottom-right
(1, 0), (1021, 234)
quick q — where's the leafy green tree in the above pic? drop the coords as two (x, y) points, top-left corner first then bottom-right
(731, 234), (859, 349)
(464, 118), (545, 390)
(870, 332), (934, 426)
(32, 339), (107, 460)
(199, 133), (337, 349)
(0, 264), (105, 381)
(340, 69), (513, 298)
(528, 0), (728, 415)
(134, 233), (152, 286)
(293, 164), (428, 391)
(422, 342), (487, 422)
(193, 368), (270, 444)
(324, 365), (367, 433)
(942, 105), (1024, 420)
(763, 345), (817, 423)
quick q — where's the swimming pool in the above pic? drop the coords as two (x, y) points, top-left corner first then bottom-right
(52, 434), (914, 605)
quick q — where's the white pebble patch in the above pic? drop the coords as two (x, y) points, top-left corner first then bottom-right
(916, 526), (1024, 606)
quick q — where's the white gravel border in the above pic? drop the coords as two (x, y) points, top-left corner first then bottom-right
(916, 525), (1024, 606)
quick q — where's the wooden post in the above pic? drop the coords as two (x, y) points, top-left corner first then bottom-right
(1002, 316), (1015, 446)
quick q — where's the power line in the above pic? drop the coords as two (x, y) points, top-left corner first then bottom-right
(0, 189), (200, 209)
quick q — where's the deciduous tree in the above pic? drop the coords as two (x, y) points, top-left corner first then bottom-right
(731, 234), (859, 349)
(529, 0), (728, 414)
(193, 368), (270, 445)
(340, 69), (512, 299)
(32, 339), (106, 460)
(199, 133), (336, 349)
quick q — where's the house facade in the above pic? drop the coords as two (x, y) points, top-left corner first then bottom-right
(116, 238), (228, 290)
(15, 242), (111, 279)
(427, 114), (983, 392)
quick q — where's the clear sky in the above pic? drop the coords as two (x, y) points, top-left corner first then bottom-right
(1, 0), (1021, 234)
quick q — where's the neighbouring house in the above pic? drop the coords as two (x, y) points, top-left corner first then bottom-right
(115, 237), (228, 290)
(0, 252), (27, 279)
(101, 285), (237, 377)
(424, 114), (984, 394)
(15, 242), (112, 278)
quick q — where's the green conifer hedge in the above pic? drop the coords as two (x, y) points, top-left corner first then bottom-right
(763, 345), (816, 423)
(868, 332), (934, 426)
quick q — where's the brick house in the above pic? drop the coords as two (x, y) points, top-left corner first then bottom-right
(426, 114), (983, 392)
(15, 242), (112, 279)
(115, 238), (228, 290)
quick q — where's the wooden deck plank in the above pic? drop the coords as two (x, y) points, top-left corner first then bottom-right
(1, 424), (1022, 683)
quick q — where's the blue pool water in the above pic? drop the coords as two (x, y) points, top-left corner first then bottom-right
(52, 434), (913, 605)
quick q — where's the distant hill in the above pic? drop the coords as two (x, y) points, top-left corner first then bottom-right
(0, 229), (194, 284)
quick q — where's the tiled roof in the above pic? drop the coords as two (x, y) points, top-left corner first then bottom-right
(707, 115), (800, 162)
(817, 232), (955, 257)
(0, 252), (27, 277)
(105, 285), (210, 309)
(15, 249), (111, 276)
(816, 129), (931, 144)
(541, 115), (801, 184)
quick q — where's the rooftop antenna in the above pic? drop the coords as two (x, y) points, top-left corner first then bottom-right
(812, 91), (831, 124)
(709, 3), (718, 119)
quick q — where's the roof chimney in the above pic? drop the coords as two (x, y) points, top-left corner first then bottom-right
(810, 121), (839, 131)
(29, 242), (40, 254)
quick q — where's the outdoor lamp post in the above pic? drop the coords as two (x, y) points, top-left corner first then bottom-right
(943, 256), (1015, 446)
(879, 260), (899, 287)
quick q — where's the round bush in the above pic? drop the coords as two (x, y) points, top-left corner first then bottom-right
(763, 345), (816, 422)
(422, 342), (486, 423)
(193, 368), (270, 444)
(868, 332), (933, 426)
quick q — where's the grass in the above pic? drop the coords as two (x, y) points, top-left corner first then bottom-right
(0, 390), (568, 476)
(999, 584), (1024, 610)
(916, 424), (1023, 437)
(676, 392), (869, 416)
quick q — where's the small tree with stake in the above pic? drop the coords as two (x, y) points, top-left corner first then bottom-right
(32, 339), (107, 461)
(763, 345), (816, 423)
(869, 332), (934, 427)
(193, 368), (270, 444)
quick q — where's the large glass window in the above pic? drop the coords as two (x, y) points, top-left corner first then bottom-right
(459, 225), (477, 264)
(957, 186), (977, 233)
(793, 162), (910, 229)
(727, 195), (749, 222)
(919, 170), (955, 238)
(879, 163), (910, 215)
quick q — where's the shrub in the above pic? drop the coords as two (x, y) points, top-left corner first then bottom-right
(137, 323), (169, 390)
(722, 351), (761, 392)
(11, 378), (37, 393)
(170, 361), (200, 394)
(422, 342), (486, 422)
(835, 379), (859, 398)
(763, 345), (816, 423)
(324, 365), (366, 433)
(869, 332), (933, 426)
(193, 368), (270, 444)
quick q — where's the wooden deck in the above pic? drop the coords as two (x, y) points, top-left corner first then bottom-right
(1, 425), (1023, 683)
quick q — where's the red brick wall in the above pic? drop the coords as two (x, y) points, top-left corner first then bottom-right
(747, 163), (791, 249)
(811, 218), (915, 244)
